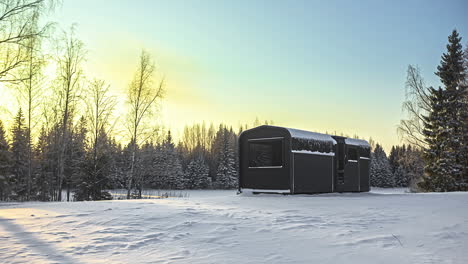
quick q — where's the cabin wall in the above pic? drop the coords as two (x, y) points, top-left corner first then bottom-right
(343, 161), (360, 192)
(359, 158), (370, 192)
(292, 152), (334, 194)
(239, 127), (292, 191)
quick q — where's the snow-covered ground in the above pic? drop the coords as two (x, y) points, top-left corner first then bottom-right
(1, 189), (467, 264)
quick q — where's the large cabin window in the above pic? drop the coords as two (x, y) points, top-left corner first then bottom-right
(248, 138), (283, 168)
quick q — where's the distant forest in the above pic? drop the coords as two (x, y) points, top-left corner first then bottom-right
(0, 1), (467, 202)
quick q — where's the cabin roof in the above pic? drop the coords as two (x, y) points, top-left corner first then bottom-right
(248, 125), (371, 147)
(345, 138), (371, 148)
(285, 127), (337, 144)
(249, 125), (337, 144)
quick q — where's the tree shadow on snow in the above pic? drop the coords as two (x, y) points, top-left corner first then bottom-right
(0, 216), (84, 264)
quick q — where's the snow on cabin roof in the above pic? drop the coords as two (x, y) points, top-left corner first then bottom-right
(284, 127), (337, 144)
(345, 138), (370, 148)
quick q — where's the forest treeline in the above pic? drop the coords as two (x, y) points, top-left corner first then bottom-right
(0, 0), (248, 201)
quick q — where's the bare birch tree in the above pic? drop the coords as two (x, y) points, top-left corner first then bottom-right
(54, 26), (85, 201)
(0, 0), (55, 82)
(13, 9), (46, 200)
(85, 79), (115, 199)
(125, 50), (164, 199)
(398, 65), (431, 149)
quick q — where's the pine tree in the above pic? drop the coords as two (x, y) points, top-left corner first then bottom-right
(436, 30), (465, 89)
(75, 127), (113, 201)
(66, 117), (87, 201)
(214, 128), (237, 189)
(159, 131), (185, 189)
(420, 30), (467, 191)
(388, 146), (397, 174)
(109, 140), (126, 189)
(184, 157), (211, 189)
(34, 126), (53, 201)
(10, 109), (29, 200)
(370, 144), (394, 187)
(462, 44), (468, 188)
(394, 165), (408, 187)
(0, 120), (12, 200)
(133, 141), (151, 198)
(419, 88), (457, 191)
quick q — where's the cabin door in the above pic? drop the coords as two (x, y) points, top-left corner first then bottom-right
(335, 141), (346, 192)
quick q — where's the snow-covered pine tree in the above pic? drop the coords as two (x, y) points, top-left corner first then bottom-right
(165, 131), (185, 189)
(370, 144), (395, 188)
(154, 131), (185, 189)
(67, 117), (88, 201)
(10, 109), (29, 200)
(388, 146), (398, 174)
(390, 145), (409, 187)
(34, 126), (52, 201)
(434, 29), (466, 190)
(133, 141), (153, 197)
(214, 128), (237, 189)
(419, 87), (457, 191)
(393, 165), (408, 187)
(0, 120), (12, 200)
(209, 124), (225, 181)
(108, 140), (127, 189)
(419, 30), (466, 192)
(184, 157), (211, 189)
(462, 44), (468, 188)
(404, 147), (425, 191)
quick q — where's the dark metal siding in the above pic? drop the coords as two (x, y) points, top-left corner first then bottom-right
(359, 159), (370, 192)
(293, 153), (334, 193)
(239, 127), (291, 190)
(344, 162), (360, 192)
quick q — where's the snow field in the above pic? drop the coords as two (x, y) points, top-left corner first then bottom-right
(0, 189), (467, 264)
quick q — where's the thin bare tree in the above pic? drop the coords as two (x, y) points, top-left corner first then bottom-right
(86, 79), (116, 198)
(13, 9), (46, 200)
(0, 0), (55, 82)
(54, 26), (85, 201)
(125, 50), (164, 199)
(398, 65), (431, 149)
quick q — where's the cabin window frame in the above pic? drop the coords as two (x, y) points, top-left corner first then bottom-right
(247, 137), (284, 169)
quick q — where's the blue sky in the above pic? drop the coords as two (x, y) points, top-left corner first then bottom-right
(46, 0), (468, 150)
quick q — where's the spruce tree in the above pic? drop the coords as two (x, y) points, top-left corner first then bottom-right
(0, 120), (11, 200)
(35, 126), (52, 201)
(214, 129), (237, 189)
(370, 144), (394, 187)
(436, 30), (465, 89)
(388, 146), (397, 173)
(153, 138), (183, 190)
(67, 117), (87, 201)
(10, 109), (29, 200)
(420, 88), (457, 191)
(184, 157), (211, 189)
(420, 30), (467, 191)
(159, 131), (185, 189)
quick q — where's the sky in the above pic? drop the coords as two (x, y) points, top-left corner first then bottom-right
(3, 0), (468, 151)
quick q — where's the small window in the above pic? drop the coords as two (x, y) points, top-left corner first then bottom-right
(248, 139), (283, 168)
(347, 147), (358, 161)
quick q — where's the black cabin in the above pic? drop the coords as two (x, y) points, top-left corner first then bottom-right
(238, 125), (370, 194)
